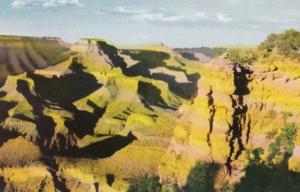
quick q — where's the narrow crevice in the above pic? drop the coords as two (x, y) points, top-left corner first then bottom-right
(94, 182), (99, 192)
(38, 177), (47, 192)
(42, 157), (70, 192)
(0, 176), (6, 191)
(225, 64), (252, 175)
(206, 86), (216, 158)
(246, 114), (251, 144)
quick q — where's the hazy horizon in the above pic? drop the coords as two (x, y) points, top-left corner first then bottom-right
(1, 0), (300, 47)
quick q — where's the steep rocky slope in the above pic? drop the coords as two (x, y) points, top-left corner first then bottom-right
(159, 52), (300, 191)
(174, 47), (226, 63)
(0, 31), (300, 191)
(0, 35), (75, 85)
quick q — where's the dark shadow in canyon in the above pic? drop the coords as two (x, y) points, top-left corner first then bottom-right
(137, 81), (177, 111)
(206, 87), (216, 155)
(152, 72), (200, 100)
(16, 79), (56, 147)
(0, 99), (16, 123)
(41, 157), (70, 192)
(183, 161), (220, 192)
(106, 174), (115, 186)
(28, 58), (101, 104)
(225, 64), (252, 175)
(0, 176), (5, 192)
(12, 57), (134, 161)
(98, 41), (200, 100)
(26, 59), (105, 139)
(234, 153), (300, 192)
(0, 93), (22, 146)
(0, 91), (6, 98)
(61, 132), (136, 158)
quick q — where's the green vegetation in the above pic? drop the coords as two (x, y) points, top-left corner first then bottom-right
(259, 29), (300, 60)
(236, 123), (299, 192)
(267, 123), (297, 162)
(183, 162), (220, 192)
(0, 31), (300, 191)
(161, 184), (181, 192)
(128, 175), (162, 192)
(235, 160), (300, 192)
(127, 175), (181, 192)
(236, 146), (300, 192)
(227, 48), (258, 65)
(212, 47), (227, 57)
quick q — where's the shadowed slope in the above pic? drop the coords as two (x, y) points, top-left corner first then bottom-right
(138, 81), (176, 111)
(16, 79), (56, 147)
(26, 59), (105, 138)
(98, 41), (200, 100)
(0, 98), (19, 146)
(0, 35), (75, 85)
(63, 132), (137, 158)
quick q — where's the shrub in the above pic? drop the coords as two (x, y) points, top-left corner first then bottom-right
(127, 175), (162, 192)
(183, 162), (220, 192)
(227, 48), (257, 65)
(267, 123), (297, 162)
(161, 184), (181, 192)
(259, 29), (300, 60)
(266, 109), (277, 119)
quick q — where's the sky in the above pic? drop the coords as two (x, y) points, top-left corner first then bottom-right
(0, 0), (300, 47)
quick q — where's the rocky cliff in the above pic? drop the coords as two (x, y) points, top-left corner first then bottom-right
(0, 31), (300, 191)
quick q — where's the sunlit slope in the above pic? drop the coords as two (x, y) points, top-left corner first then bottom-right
(0, 39), (200, 191)
(1, 30), (300, 191)
(158, 31), (300, 191)
(0, 35), (75, 85)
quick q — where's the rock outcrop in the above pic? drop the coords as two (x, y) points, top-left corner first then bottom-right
(0, 33), (300, 191)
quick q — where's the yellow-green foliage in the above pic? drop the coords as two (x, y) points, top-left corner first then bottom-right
(1, 74), (35, 119)
(227, 48), (257, 65)
(62, 168), (98, 192)
(56, 140), (168, 191)
(289, 155), (300, 172)
(0, 166), (55, 192)
(3, 117), (38, 141)
(2, 35), (300, 192)
(0, 137), (41, 167)
(43, 107), (72, 135)
(258, 29), (300, 60)
(251, 54), (300, 145)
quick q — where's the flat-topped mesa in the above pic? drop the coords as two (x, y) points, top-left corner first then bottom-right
(0, 35), (68, 49)
(0, 35), (74, 85)
(77, 38), (105, 45)
(0, 35), (62, 41)
(72, 38), (106, 53)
